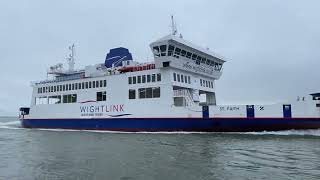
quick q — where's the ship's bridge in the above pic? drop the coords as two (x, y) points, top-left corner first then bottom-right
(150, 34), (225, 79)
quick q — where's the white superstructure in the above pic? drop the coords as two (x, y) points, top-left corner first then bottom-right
(21, 26), (320, 121)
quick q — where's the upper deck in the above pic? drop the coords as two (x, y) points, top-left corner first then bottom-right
(33, 33), (226, 87)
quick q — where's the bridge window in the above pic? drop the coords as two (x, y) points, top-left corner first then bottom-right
(200, 79), (202, 86)
(103, 80), (107, 87)
(184, 76), (187, 83)
(89, 82), (91, 88)
(137, 76), (141, 83)
(92, 81), (95, 88)
(192, 54), (197, 60)
(173, 73), (176, 81)
(206, 59), (210, 65)
(181, 50), (186, 57)
(157, 73), (161, 81)
(48, 95), (61, 104)
(197, 56), (202, 65)
(174, 48), (181, 56)
(181, 74), (184, 83)
(188, 76), (191, 84)
(160, 45), (167, 56)
(177, 74), (180, 82)
(153, 46), (160, 57)
(97, 91), (107, 101)
(168, 45), (174, 56)
(210, 60), (214, 66)
(95, 81), (99, 88)
(201, 57), (206, 64)
(85, 82), (88, 89)
(129, 89), (136, 99)
(186, 52), (192, 59)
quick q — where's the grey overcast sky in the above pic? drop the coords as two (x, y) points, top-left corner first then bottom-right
(0, 0), (319, 115)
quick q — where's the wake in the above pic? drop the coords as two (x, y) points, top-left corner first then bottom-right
(241, 129), (320, 136)
(0, 120), (23, 130)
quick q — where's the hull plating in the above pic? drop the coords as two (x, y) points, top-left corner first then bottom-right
(21, 117), (320, 132)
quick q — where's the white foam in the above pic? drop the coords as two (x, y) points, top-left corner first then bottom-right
(240, 129), (320, 136)
(0, 121), (20, 126)
(28, 128), (210, 134)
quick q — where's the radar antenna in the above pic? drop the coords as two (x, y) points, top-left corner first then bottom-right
(67, 44), (76, 72)
(170, 15), (178, 35)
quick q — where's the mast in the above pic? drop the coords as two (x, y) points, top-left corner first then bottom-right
(170, 15), (177, 35)
(67, 44), (76, 72)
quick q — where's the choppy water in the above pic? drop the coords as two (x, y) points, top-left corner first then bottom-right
(0, 117), (320, 180)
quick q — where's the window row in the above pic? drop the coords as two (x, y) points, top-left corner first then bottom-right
(35, 94), (77, 105)
(37, 80), (107, 94)
(152, 45), (223, 71)
(200, 79), (214, 89)
(35, 91), (107, 105)
(173, 73), (191, 84)
(128, 87), (160, 99)
(128, 73), (161, 85)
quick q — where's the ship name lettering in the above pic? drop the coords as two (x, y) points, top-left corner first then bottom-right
(220, 106), (240, 111)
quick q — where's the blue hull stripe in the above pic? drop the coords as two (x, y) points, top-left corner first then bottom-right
(21, 117), (320, 132)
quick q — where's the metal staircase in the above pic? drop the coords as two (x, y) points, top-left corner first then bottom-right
(173, 89), (195, 107)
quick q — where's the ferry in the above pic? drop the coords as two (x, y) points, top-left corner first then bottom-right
(19, 18), (320, 132)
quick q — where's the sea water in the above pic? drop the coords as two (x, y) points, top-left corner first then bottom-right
(0, 117), (319, 180)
